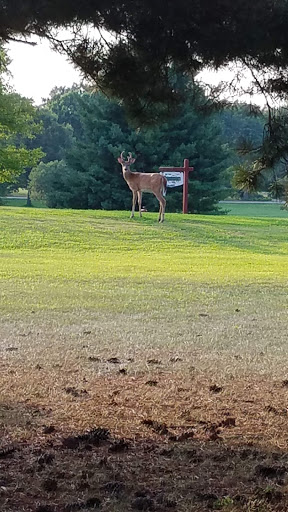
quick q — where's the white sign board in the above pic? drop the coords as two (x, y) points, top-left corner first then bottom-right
(160, 171), (183, 188)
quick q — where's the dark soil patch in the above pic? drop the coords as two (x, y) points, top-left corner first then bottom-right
(3, 374), (288, 510)
(2, 431), (288, 511)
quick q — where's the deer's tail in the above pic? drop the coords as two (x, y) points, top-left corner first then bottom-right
(162, 176), (167, 197)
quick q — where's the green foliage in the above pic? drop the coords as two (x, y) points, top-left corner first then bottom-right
(45, 86), (85, 139)
(0, 47), (44, 183)
(1, 197), (45, 208)
(261, 108), (288, 168)
(217, 105), (266, 198)
(2, 0), (288, 124)
(231, 163), (261, 193)
(268, 177), (286, 201)
(218, 105), (288, 199)
(0, 91), (38, 137)
(224, 106), (288, 203)
(25, 108), (74, 163)
(7, 98), (75, 194)
(219, 105), (264, 150)
(29, 160), (87, 208)
(0, 144), (43, 183)
(4, 0), (288, 189)
(212, 496), (234, 510)
(30, 85), (230, 213)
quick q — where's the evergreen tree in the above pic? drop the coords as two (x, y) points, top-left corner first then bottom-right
(2, 0), (288, 121)
(30, 85), (230, 213)
(218, 104), (267, 199)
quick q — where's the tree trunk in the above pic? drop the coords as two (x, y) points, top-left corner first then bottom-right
(26, 189), (32, 207)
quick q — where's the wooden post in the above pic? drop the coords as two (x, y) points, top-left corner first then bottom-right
(183, 159), (190, 214)
(159, 159), (194, 214)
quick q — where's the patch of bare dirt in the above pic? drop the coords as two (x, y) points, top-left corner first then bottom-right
(2, 367), (288, 510)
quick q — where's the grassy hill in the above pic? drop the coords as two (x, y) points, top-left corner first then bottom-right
(1, 206), (287, 366)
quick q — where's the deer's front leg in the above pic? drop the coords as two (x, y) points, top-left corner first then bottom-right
(137, 191), (142, 217)
(131, 190), (137, 218)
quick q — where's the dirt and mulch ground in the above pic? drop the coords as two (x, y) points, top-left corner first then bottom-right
(2, 363), (288, 512)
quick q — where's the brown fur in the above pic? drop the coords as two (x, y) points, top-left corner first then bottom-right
(118, 154), (167, 222)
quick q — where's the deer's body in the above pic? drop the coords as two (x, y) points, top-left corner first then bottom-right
(122, 169), (164, 192)
(118, 152), (167, 222)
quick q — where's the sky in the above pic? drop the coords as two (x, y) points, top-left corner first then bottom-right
(6, 37), (82, 104)
(6, 36), (267, 107)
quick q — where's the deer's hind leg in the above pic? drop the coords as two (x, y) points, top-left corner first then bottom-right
(155, 193), (166, 223)
(158, 202), (162, 222)
(159, 196), (166, 222)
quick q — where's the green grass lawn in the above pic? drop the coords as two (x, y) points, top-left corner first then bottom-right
(3, 195), (288, 217)
(1, 197), (46, 208)
(1, 206), (288, 288)
(1, 206), (288, 375)
(220, 201), (288, 217)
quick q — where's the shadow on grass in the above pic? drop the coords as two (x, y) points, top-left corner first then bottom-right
(1, 414), (288, 512)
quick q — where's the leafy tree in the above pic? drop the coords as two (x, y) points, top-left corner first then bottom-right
(6, 100), (75, 202)
(230, 106), (288, 199)
(0, 47), (43, 184)
(29, 160), (89, 208)
(25, 108), (74, 163)
(44, 86), (85, 140)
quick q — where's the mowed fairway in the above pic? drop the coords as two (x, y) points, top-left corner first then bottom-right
(1, 206), (288, 512)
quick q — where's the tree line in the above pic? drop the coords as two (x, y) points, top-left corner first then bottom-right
(2, 1), (288, 191)
(1, 57), (274, 213)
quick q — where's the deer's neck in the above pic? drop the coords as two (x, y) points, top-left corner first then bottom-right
(122, 168), (134, 181)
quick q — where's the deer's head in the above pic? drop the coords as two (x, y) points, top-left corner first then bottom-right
(118, 151), (136, 172)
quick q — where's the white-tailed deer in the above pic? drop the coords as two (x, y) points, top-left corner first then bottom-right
(118, 152), (167, 222)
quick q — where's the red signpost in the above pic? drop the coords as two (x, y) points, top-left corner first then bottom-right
(159, 159), (194, 214)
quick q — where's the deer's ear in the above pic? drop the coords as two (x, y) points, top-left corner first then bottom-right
(130, 158), (136, 164)
(117, 157), (123, 164)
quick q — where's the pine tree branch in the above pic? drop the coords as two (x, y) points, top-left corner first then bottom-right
(5, 36), (37, 46)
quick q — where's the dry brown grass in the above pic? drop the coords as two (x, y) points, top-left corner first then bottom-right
(2, 367), (288, 512)
(2, 308), (288, 512)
